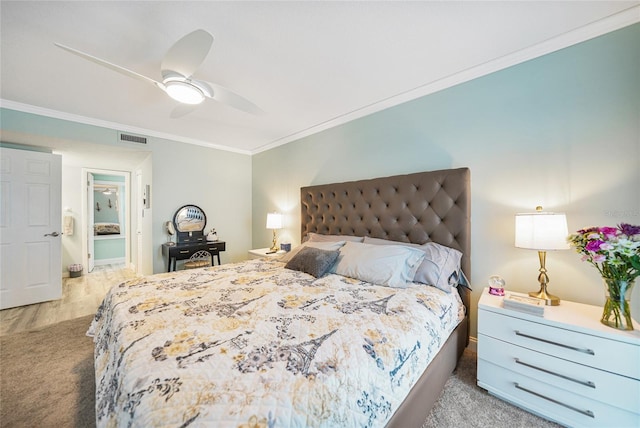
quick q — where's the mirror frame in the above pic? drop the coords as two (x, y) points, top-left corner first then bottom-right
(173, 204), (207, 233)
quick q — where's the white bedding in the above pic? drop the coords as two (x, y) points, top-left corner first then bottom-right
(90, 258), (464, 427)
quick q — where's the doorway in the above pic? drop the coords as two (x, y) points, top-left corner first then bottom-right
(82, 168), (131, 273)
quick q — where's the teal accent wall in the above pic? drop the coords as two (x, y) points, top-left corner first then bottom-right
(93, 175), (125, 227)
(252, 24), (640, 337)
(94, 237), (125, 260)
(94, 174), (124, 182)
(94, 190), (119, 223)
(0, 108), (119, 144)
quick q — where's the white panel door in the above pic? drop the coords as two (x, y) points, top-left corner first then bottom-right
(0, 148), (62, 309)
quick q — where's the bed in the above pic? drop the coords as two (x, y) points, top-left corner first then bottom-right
(94, 222), (121, 235)
(90, 167), (471, 427)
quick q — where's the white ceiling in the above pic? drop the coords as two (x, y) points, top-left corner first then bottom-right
(1, 1), (639, 155)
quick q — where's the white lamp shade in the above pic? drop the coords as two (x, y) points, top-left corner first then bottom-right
(266, 213), (283, 230)
(515, 212), (569, 250)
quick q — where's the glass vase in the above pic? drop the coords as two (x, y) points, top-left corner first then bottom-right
(601, 277), (636, 331)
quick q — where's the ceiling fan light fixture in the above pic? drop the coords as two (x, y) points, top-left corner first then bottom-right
(165, 80), (205, 105)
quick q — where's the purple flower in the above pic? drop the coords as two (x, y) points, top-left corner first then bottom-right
(599, 227), (618, 239)
(619, 223), (640, 237)
(585, 240), (605, 252)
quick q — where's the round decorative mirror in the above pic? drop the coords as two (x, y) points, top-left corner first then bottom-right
(173, 205), (206, 233)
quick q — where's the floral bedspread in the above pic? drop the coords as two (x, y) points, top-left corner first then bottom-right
(90, 258), (465, 428)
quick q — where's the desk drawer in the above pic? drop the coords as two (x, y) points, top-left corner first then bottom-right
(174, 248), (196, 260)
(479, 310), (640, 379)
(206, 242), (225, 252)
(479, 334), (640, 414)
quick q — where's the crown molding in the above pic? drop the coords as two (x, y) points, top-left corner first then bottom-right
(252, 5), (640, 155)
(0, 99), (252, 156)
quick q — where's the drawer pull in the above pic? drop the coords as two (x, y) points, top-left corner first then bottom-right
(514, 383), (595, 418)
(515, 331), (595, 355)
(514, 358), (596, 389)
(179, 250), (190, 254)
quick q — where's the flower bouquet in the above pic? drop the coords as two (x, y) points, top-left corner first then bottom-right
(568, 223), (640, 330)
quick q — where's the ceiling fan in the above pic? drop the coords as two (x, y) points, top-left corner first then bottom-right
(55, 29), (262, 117)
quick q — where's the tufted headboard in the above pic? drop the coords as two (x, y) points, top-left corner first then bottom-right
(300, 168), (471, 278)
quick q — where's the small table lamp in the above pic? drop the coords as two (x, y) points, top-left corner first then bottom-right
(515, 206), (569, 305)
(266, 213), (283, 252)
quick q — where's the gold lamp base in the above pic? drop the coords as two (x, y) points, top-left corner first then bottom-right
(269, 230), (278, 252)
(529, 287), (560, 306)
(529, 250), (560, 306)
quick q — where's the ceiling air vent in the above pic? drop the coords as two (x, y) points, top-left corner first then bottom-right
(119, 132), (147, 144)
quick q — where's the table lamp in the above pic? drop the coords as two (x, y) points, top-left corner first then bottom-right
(515, 206), (569, 305)
(266, 213), (283, 252)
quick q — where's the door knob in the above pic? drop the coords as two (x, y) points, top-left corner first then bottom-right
(44, 232), (60, 237)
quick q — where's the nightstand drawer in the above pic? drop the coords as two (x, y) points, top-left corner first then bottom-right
(479, 309), (640, 380)
(479, 334), (640, 414)
(478, 360), (640, 427)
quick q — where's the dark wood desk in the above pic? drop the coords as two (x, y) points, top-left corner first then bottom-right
(162, 241), (226, 272)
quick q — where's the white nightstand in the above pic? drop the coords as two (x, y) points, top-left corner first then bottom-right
(248, 248), (285, 260)
(477, 288), (640, 427)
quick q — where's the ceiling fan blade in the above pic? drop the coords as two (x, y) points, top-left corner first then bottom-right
(54, 43), (164, 89)
(170, 103), (198, 119)
(200, 81), (263, 115)
(161, 29), (213, 79)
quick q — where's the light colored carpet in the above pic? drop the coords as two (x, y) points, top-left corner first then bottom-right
(423, 349), (561, 428)
(1, 315), (560, 427)
(0, 314), (95, 428)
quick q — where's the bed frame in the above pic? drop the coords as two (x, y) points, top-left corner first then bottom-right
(300, 167), (471, 427)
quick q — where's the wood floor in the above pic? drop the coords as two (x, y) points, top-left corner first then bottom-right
(0, 263), (138, 336)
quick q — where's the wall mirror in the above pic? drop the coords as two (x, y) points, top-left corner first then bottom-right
(94, 183), (123, 235)
(173, 205), (206, 233)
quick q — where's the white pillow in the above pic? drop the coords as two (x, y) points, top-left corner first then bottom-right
(413, 242), (462, 292)
(362, 237), (463, 293)
(278, 240), (347, 263)
(331, 241), (425, 288)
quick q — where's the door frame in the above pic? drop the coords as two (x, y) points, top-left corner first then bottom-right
(81, 168), (132, 272)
